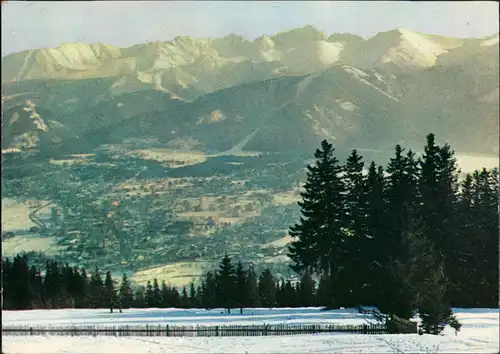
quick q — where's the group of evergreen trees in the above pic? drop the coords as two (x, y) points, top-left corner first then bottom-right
(2, 254), (319, 313)
(288, 133), (498, 333)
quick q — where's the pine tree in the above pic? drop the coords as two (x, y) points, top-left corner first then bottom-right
(160, 281), (170, 308)
(258, 268), (276, 307)
(2, 258), (13, 309)
(288, 140), (347, 302)
(201, 271), (217, 309)
(153, 279), (161, 308)
(43, 260), (60, 309)
(298, 271), (316, 307)
(465, 168), (499, 306)
(284, 280), (298, 307)
(235, 261), (248, 314)
(316, 274), (333, 308)
(362, 161), (386, 306)
(89, 266), (105, 308)
(189, 283), (198, 308)
(403, 216), (459, 335)
(28, 265), (43, 309)
(145, 281), (154, 307)
(342, 149), (368, 306)
(380, 145), (419, 319)
(134, 286), (146, 308)
(10, 255), (31, 310)
(80, 268), (90, 308)
(246, 265), (259, 307)
(181, 287), (189, 308)
(119, 273), (134, 309)
(104, 271), (117, 313)
(417, 134), (460, 303)
(215, 254), (236, 313)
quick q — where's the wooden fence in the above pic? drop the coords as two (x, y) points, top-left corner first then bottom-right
(2, 322), (417, 337)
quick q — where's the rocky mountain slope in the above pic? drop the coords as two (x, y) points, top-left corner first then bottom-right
(2, 26), (499, 155)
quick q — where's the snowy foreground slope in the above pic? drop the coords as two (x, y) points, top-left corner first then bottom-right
(3, 307), (499, 353)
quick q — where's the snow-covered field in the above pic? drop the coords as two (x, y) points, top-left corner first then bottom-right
(2, 307), (499, 353)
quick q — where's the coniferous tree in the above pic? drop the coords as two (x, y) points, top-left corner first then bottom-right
(235, 261), (248, 314)
(43, 260), (60, 309)
(316, 274), (333, 307)
(89, 266), (105, 308)
(195, 284), (203, 307)
(170, 286), (181, 308)
(80, 268), (90, 308)
(215, 254), (236, 313)
(258, 268), (276, 307)
(298, 271), (316, 307)
(342, 150), (368, 306)
(362, 161), (386, 306)
(284, 280), (298, 307)
(2, 258), (13, 309)
(145, 281), (154, 307)
(379, 146), (419, 319)
(160, 281), (170, 308)
(246, 265), (259, 307)
(201, 271), (217, 309)
(417, 135), (460, 284)
(119, 273), (134, 309)
(181, 286), (189, 308)
(275, 281), (285, 307)
(464, 168), (500, 306)
(400, 215), (460, 335)
(134, 286), (146, 308)
(104, 271), (117, 313)
(69, 267), (86, 308)
(288, 140), (347, 305)
(11, 255), (31, 310)
(28, 265), (43, 309)
(189, 283), (198, 308)
(152, 279), (161, 308)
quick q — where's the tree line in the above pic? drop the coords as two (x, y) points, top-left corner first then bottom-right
(2, 254), (319, 314)
(288, 133), (497, 334)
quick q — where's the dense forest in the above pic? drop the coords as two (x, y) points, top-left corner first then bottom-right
(2, 133), (498, 335)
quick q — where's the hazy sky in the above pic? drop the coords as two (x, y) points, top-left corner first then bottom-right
(2, 1), (499, 55)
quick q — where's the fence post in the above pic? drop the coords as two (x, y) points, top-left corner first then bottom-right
(216, 326), (219, 337)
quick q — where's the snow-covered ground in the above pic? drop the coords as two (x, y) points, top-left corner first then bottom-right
(2, 307), (499, 353)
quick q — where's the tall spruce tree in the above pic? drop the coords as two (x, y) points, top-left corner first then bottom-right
(119, 273), (134, 309)
(258, 268), (276, 307)
(363, 161), (386, 306)
(201, 271), (217, 309)
(189, 283), (198, 308)
(145, 281), (154, 307)
(467, 168), (499, 306)
(288, 139), (347, 304)
(216, 254), (236, 313)
(246, 265), (259, 307)
(342, 149), (368, 306)
(417, 134), (460, 301)
(298, 271), (316, 306)
(134, 286), (146, 308)
(380, 145), (419, 319)
(89, 266), (105, 308)
(235, 261), (248, 314)
(152, 279), (161, 308)
(104, 271), (117, 313)
(160, 281), (170, 308)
